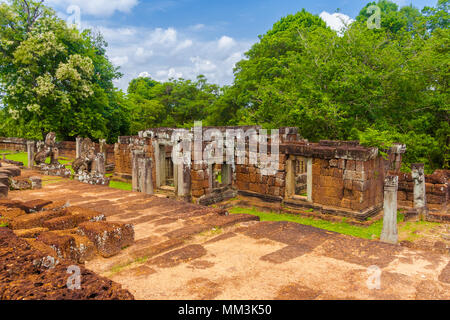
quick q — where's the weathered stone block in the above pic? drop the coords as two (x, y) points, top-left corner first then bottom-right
(191, 188), (205, 198)
(346, 160), (356, 171)
(9, 209), (68, 230)
(352, 180), (369, 192)
(78, 221), (134, 258)
(191, 170), (204, 180)
(37, 232), (77, 261)
(0, 182), (8, 199)
(344, 179), (353, 190)
(22, 199), (53, 213)
(13, 227), (49, 239)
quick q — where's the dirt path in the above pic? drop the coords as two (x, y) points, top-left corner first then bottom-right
(9, 178), (450, 300)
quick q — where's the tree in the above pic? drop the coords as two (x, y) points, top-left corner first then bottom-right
(0, 0), (126, 142)
(227, 1), (449, 171)
(126, 75), (221, 133)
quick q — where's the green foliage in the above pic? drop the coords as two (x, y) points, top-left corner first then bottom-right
(0, 0), (128, 143)
(355, 128), (393, 159)
(0, 0), (448, 173)
(126, 75), (221, 134)
(222, 0), (449, 171)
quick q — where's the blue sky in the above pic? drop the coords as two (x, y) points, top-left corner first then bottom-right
(44, 0), (439, 90)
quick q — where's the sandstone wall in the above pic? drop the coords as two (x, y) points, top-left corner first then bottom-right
(0, 137), (27, 152)
(235, 155), (287, 198)
(312, 157), (384, 212)
(396, 170), (449, 212)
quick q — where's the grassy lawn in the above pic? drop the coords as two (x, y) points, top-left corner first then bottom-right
(228, 206), (439, 241)
(2, 151), (74, 173)
(109, 180), (132, 191)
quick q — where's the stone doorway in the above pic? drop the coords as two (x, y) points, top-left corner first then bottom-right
(157, 144), (175, 192)
(286, 155), (312, 202)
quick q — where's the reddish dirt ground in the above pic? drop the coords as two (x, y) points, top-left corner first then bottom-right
(8, 176), (450, 300)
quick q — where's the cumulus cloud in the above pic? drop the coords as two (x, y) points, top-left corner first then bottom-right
(47, 0), (139, 17)
(319, 12), (354, 33)
(94, 25), (252, 90)
(218, 36), (236, 50)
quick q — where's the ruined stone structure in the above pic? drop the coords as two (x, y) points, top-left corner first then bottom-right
(32, 133), (71, 178)
(112, 126), (414, 220)
(72, 138), (110, 186)
(1, 130), (448, 222)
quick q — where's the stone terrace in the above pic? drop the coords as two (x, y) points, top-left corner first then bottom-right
(8, 177), (450, 300)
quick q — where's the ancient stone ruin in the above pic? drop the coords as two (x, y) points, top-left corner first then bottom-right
(111, 127), (423, 221)
(32, 132), (71, 178)
(73, 138), (110, 186)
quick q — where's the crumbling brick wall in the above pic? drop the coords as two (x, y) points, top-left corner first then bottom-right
(191, 164), (210, 198)
(235, 158), (286, 197)
(113, 136), (155, 186)
(396, 170), (449, 212)
(0, 137), (27, 152)
(312, 157), (384, 212)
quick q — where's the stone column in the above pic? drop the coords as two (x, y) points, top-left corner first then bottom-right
(99, 139), (107, 164)
(96, 153), (106, 175)
(132, 149), (144, 192)
(221, 164), (232, 186)
(75, 137), (82, 159)
(26, 141), (35, 169)
(177, 163), (191, 199)
(411, 163), (427, 217)
(381, 175), (399, 244)
(138, 157), (153, 195)
(306, 158), (313, 203)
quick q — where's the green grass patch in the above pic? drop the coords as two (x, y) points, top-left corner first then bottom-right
(4, 152), (74, 174)
(229, 207), (406, 240)
(109, 180), (132, 191)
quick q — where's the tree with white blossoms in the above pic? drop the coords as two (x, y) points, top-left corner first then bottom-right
(0, 0), (129, 141)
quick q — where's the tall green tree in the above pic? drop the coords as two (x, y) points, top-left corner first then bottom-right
(0, 0), (126, 142)
(227, 1), (448, 171)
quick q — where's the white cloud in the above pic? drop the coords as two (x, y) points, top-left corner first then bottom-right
(110, 55), (129, 66)
(218, 36), (236, 50)
(138, 71), (151, 78)
(190, 24), (205, 31)
(148, 27), (177, 45)
(319, 12), (354, 33)
(47, 0), (139, 17)
(95, 25), (252, 90)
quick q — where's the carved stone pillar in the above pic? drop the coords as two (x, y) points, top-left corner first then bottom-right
(132, 149), (144, 192)
(26, 141), (35, 169)
(381, 175), (399, 244)
(411, 163), (427, 218)
(138, 157), (153, 195)
(76, 137), (82, 159)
